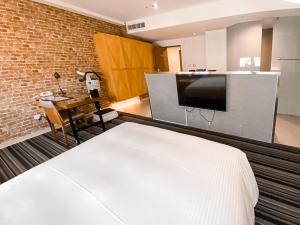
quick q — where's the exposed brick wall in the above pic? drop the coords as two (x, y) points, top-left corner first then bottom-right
(0, 0), (128, 144)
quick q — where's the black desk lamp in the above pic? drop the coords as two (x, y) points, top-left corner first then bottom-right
(53, 72), (66, 97)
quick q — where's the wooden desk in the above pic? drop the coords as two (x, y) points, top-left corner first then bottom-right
(55, 97), (106, 144)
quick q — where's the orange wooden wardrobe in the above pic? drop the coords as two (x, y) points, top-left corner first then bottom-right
(94, 33), (155, 102)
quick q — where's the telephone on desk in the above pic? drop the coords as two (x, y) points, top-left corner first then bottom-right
(39, 91), (70, 102)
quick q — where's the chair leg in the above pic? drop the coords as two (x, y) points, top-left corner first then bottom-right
(50, 123), (57, 142)
(61, 126), (69, 148)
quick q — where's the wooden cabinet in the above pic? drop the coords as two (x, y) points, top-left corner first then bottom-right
(94, 33), (155, 102)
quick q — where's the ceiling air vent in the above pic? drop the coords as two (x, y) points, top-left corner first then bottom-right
(127, 22), (145, 31)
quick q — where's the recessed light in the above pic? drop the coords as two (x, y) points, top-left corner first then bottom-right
(152, 3), (158, 10)
(193, 32), (197, 36)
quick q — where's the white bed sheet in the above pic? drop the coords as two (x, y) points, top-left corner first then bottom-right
(0, 122), (259, 225)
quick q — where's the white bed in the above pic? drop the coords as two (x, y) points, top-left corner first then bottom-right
(0, 122), (259, 225)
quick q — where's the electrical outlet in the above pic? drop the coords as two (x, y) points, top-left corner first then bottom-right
(33, 114), (42, 120)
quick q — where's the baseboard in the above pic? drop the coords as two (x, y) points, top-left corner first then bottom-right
(0, 128), (51, 150)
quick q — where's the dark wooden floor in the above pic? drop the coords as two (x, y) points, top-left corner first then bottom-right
(0, 113), (299, 225)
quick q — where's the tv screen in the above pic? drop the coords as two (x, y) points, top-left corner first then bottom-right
(176, 74), (227, 111)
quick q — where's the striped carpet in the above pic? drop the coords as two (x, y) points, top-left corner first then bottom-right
(0, 114), (299, 225)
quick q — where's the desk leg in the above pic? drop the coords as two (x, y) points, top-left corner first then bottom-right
(94, 101), (106, 131)
(67, 109), (80, 144)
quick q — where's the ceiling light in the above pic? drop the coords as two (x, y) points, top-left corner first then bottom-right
(152, 3), (158, 10)
(193, 32), (197, 36)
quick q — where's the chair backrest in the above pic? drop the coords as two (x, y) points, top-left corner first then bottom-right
(39, 100), (63, 125)
(39, 100), (55, 109)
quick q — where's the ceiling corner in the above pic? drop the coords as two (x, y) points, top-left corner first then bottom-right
(32, 0), (125, 25)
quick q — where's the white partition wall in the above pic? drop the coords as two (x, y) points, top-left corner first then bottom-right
(272, 16), (300, 117)
(146, 72), (279, 143)
(227, 22), (262, 71)
(205, 29), (227, 71)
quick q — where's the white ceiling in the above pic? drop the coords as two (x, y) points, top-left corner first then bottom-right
(57, 0), (219, 21)
(35, 0), (300, 41)
(133, 8), (300, 41)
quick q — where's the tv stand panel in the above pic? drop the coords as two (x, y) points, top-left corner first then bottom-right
(146, 72), (279, 143)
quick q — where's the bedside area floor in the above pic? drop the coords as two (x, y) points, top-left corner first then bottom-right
(114, 97), (300, 149)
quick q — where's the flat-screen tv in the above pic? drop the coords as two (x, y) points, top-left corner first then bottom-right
(176, 74), (227, 111)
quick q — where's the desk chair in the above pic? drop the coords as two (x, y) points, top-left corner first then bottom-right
(39, 100), (85, 147)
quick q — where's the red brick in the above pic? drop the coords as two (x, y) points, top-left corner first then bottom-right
(0, 0), (129, 144)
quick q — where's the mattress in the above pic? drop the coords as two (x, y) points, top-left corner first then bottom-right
(0, 122), (259, 225)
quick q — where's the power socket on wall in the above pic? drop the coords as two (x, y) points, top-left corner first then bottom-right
(33, 114), (42, 121)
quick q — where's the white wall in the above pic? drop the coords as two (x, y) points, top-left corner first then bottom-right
(227, 21), (262, 71)
(167, 47), (181, 72)
(272, 16), (300, 116)
(156, 22), (265, 73)
(155, 35), (206, 71)
(156, 23), (262, 72)
(205, 29), (227, 71)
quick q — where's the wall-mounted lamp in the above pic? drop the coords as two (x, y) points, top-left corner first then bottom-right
(53, 72), (66, 97)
